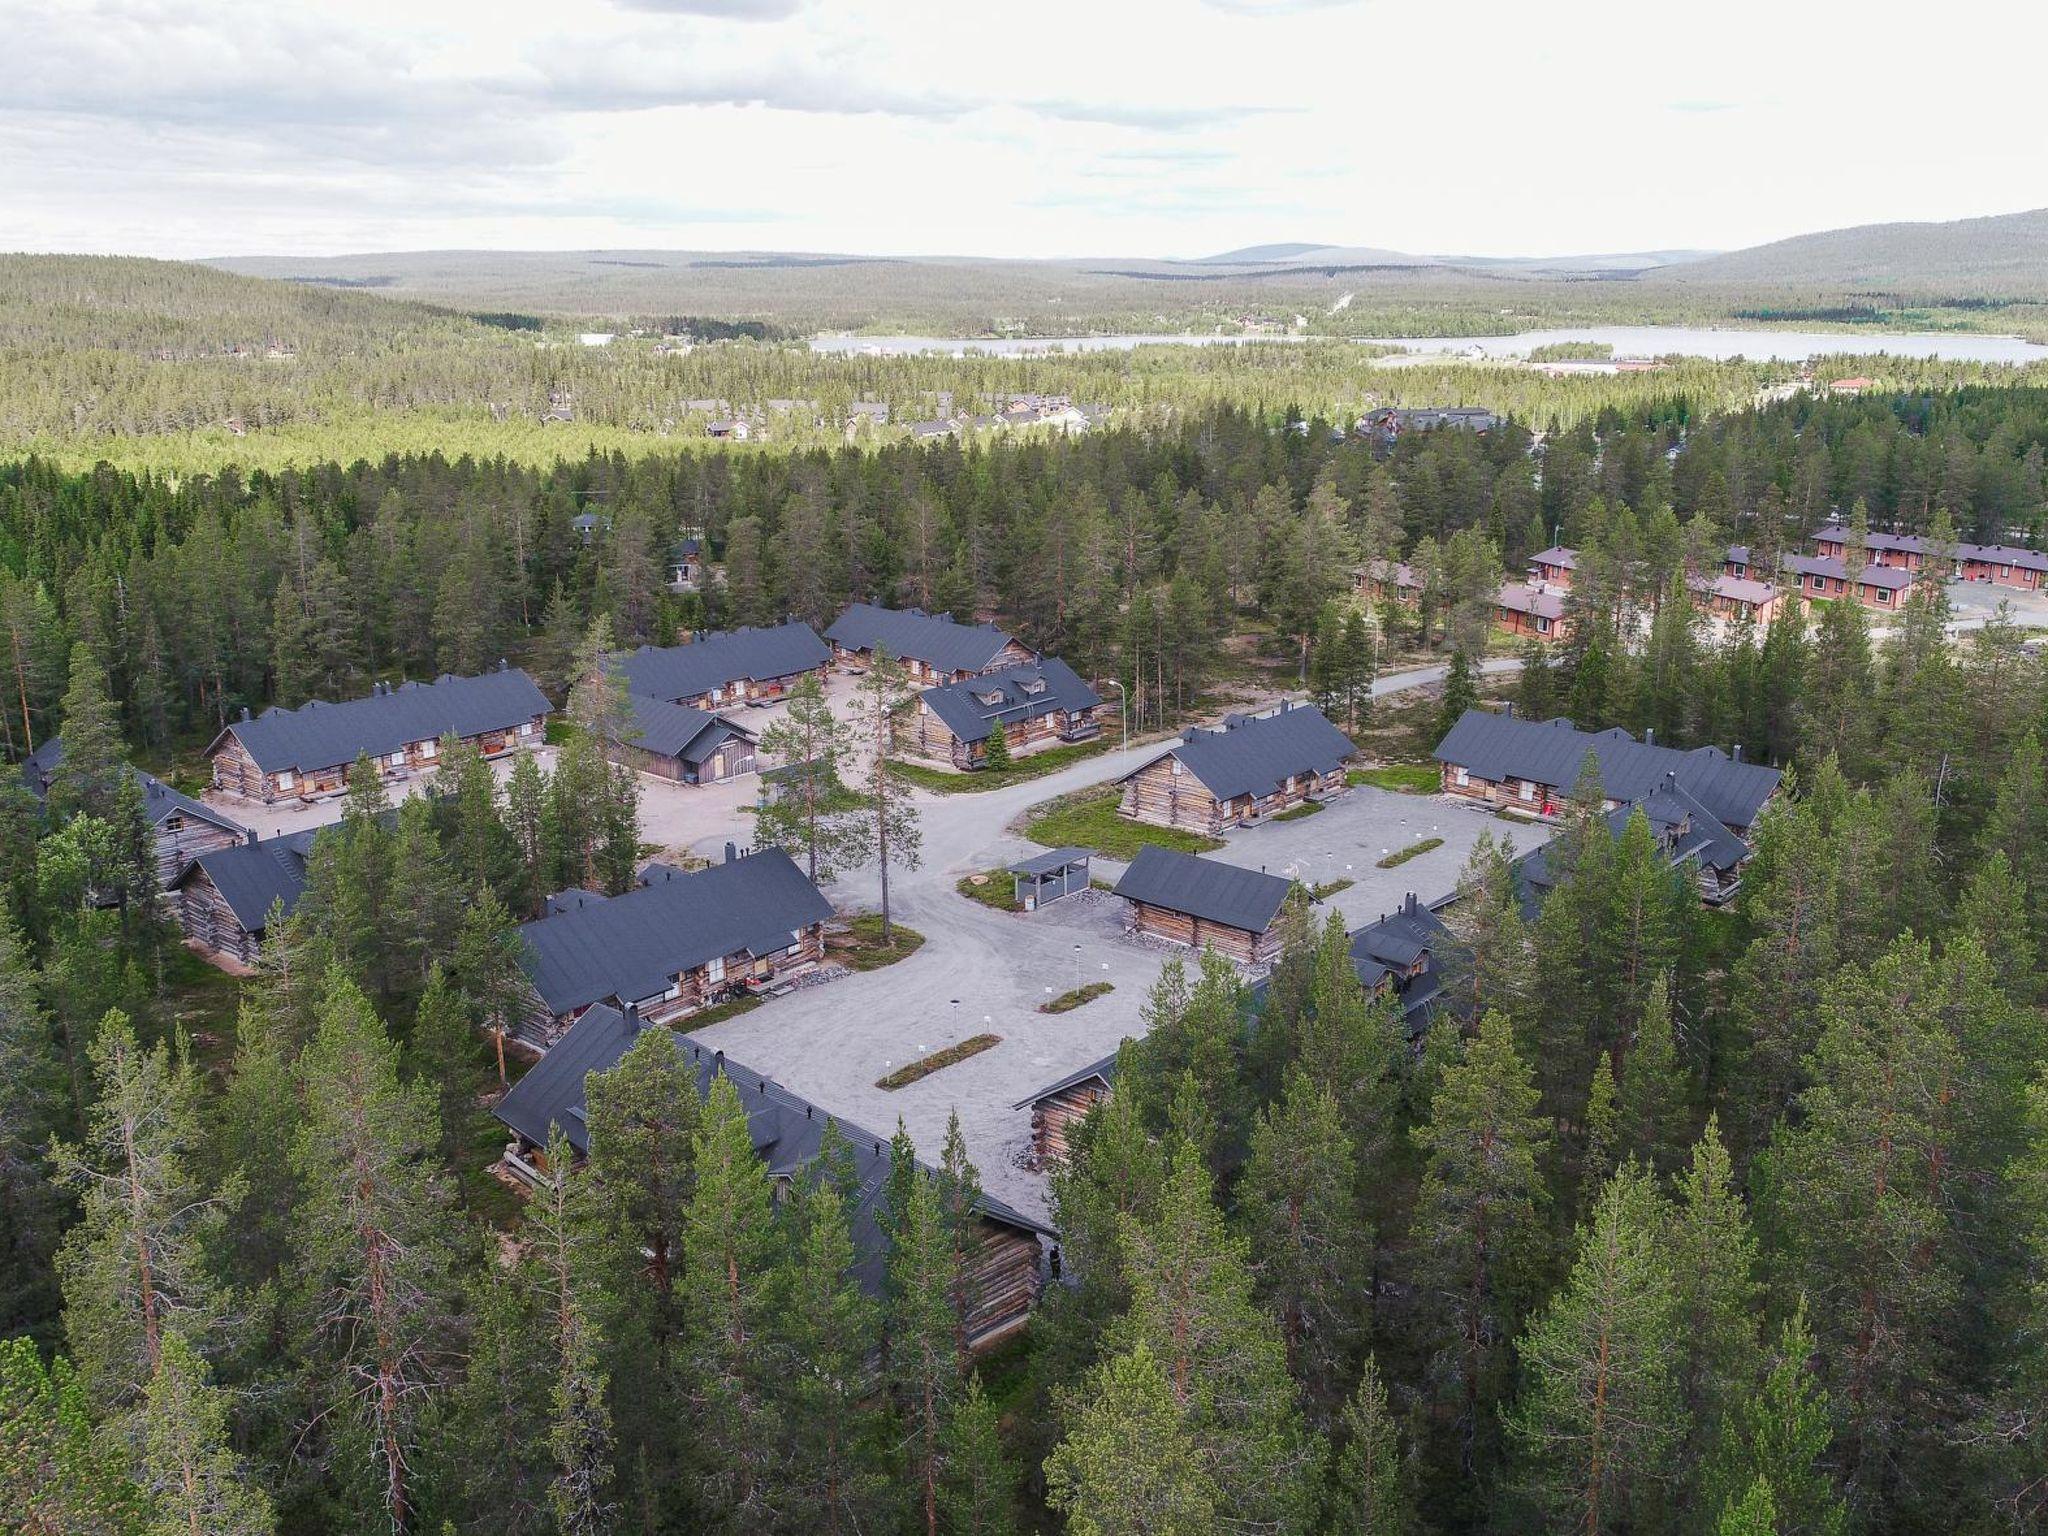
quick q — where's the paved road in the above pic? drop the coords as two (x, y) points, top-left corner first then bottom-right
(689, 656), (1537, 1217)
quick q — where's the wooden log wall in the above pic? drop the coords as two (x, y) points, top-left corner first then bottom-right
(1031, 1080), (1110, 1163)
(1118, 757), (1224, 832)
(961, 1220), (1042, 1350)
(153, 817), (242, 889)
(176, 871), (260, 969)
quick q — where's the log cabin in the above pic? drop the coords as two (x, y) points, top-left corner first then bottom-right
(1013, 1051), (1119, 1165)
(170, 829), (318, 970)
(1347, 894), (1454, 1033)
(903, 656), (1101, 769)
(513, 844), (834, 1047)
(826, 602), (1034, 684)
(21, 737), (248, 888)
(1781, 553), (1917, 612)
(497, 1005), (1052, 1349)
(666, 536), (706, 592)
(1510, 771), (1757, 907)
(1434, 707), (1781, 838)
(617, 621), (831, 710)
(1111, 845), (1298, 966)
(607, 694), (758, 784)
(205, 663), (550, 804)
(1115, 702), (1354, 835)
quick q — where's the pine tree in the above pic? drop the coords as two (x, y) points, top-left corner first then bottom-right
(1442, 828), (1533, 1022)
(1988, 1067), (2048, 1527)
(1409, 1011), (1551, 1478)
(936, 1110), (988, 1364)
(503, 749), (549, 917)
(1581, 1052), (1620, 1212)
(1707, 1303), (1845, 1536)
(1713, 1478), (1780, 1536)
(431, 731), (519, 903)
(52, 1012), (236, 1430)
(1328, 1353), (1412, 1536)
(1434, 649), (1477, 742)
(448, 887), (526, 1085)
(290, 970), (462, 1533)
(1238, 1067), (1365, 1410)
(681, 1071), (781, 1530)
(49, 641), (130, 824)
(1531, 755), (1620, 1131)
(140, 1330), (275, 1536)
(851, 645), (923, 942)
(0, 916), (64, 1333)
(1294, 912), (1404, 1182)
(749, 672), (862, 882)
(1046, 1342), (1218, 1536)
(529, 1129), (615, 1536)
(407, 964), (480, 1165)
(1509, 1162), (1680, 1536)
(941, 1372), (1018, 1536)
(0, 1337), (148, 1535)
(582, 1025), (698, 1305)
(1106, 1142), (1310, 1529)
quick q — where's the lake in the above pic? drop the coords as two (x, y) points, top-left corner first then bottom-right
(809, 326), (2048, 365)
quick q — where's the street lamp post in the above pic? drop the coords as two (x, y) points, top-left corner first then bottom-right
(1097, 677), (1128, 751)
(1073, 943), (1082, 992)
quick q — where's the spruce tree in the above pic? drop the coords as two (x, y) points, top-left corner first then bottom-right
(503, 749), (549, 916)
(1508, 1161), (1680, 1536)
(680, 1071), (781, 1530)
(0, 916), (64, 1333)
(529, 1129), (615, 1536)
(1617, 980), (1688, 1173)
(0, 1337), (148, 1534)
(1706, 1301), (1845, 1536)
(1442, 828), (1533, 1022)
(890, 1163), (963, 1536)
(941, 1372), (1018, 1536)
(448, 887), (526, 1085)
(1409, 1011), (1551, 1479)
(289, 970), (463, 1533)
(49, 641), (130, 826)
(936, 1110), (987, 1364)
(1434, 649), (1477, 742)
(1666, 1118), (1761, 1503)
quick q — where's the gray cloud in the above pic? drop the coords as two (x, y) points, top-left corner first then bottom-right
(1026, 98), (1288, 131)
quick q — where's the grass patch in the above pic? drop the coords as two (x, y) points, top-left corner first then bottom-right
(955, 871), (1019, 911)
(1311, 878), (1355, 900)
(1039, 981), (1114, 1014)
(893, 738), (1110, 794)
(1272, 800), (1325, 822)
(1377, 837), (1444, 869)
(1022, 786), (1223, 861)
(876, 1033), (1001, 1090)
(833, 914), (928, 972)
(544, 716), (581, 747)
(1348, 763), (1440, 793)
(155, 943), (247, 1072)
(686, 994), (765, 1028)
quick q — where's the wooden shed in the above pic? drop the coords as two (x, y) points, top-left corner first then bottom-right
(1111, 845), (1297, 967)
(1008, 847), (1094, 910)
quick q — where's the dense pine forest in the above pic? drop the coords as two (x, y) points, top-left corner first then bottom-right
(7, 382), (2048, 1533)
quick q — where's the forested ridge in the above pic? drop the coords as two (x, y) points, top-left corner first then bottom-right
(6, 385), (2048, 1532)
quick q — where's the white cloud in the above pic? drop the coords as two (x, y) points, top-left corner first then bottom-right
(1, 0), (2043, 261)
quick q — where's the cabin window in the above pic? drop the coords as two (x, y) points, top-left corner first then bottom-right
(1520, 779), (1535, 801)
(388, 751), (406, 768)
(662, 979), (681, 1001)
(706, 956), (725, 985)
(420, 739), (437, 759)
(277, 771), (296, 790)
(1875, 588), (1890, 604)
(1170, 758), (1183, 776)
(1536, 616), (1551, 634)
(519, 721), (534, 737)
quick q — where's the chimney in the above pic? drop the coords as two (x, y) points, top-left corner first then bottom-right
(244, 828), (258, 845)
(240, 706), (252, 722)
(499, 657), (509, 672)
(1504, 701), (1515, 719)
(1644, 727), (1655, 747)
(624, 1002), (641, 1033)
(1732, 743), (1743, 762)
(724, 841), (738, 864)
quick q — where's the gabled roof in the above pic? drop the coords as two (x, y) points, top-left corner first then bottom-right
(826, 603), (1016, 675)
(1701, 573), (1777, 606)
(1011, 1049), (1122, 1110)
(1782, 553), (1914, 591)
(211, 667), (550, 776)
(1497, 581), (1567, 620)
(495, 1006), (1052, 1295)
(1007, 847), (1095, 877)
(1530, 545), (1579, 570)
(1433, 708), (1781, 829)
(617, 622), (830, 702)
(919, 656), (1099, 744)
(22, 738), (246, 838)
(518, 849), (834, 1015)
(1348, 893), (1452, 1029)
(1121, 702), (1354, 802)
(614, 695), (754, 766)
(1112, 845), (1294, 935)
(172, 829), (319, 931)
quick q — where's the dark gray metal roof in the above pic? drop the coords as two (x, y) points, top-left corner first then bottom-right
(172, 829), (319, 931)
(1122, 701), (1354, 802)
(1007, 847), (1094, 877)
(212, 667), (550, 776)
(518, 849), (834, 1014)
(826, 603), (1015, 675)
(919, 656), (1099, 744)
(494, 1006), (1052, 1293)
(1111, 845), (1294, 935)
(617, 622), (829, 702)
(1348, 894), (1452, 1030)
(1011, 1049), (1122, 1110)
(614, 695), (754, 765)
(1433, 708), (1781, 830)
(21, 737), (245, 838)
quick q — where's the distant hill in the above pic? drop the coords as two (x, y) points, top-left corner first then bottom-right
(1668, 207), (2048, 292)
(1193, 241), (1428, 266)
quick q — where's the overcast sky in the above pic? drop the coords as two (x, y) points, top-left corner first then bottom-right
(5, 0), (2042, 261)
